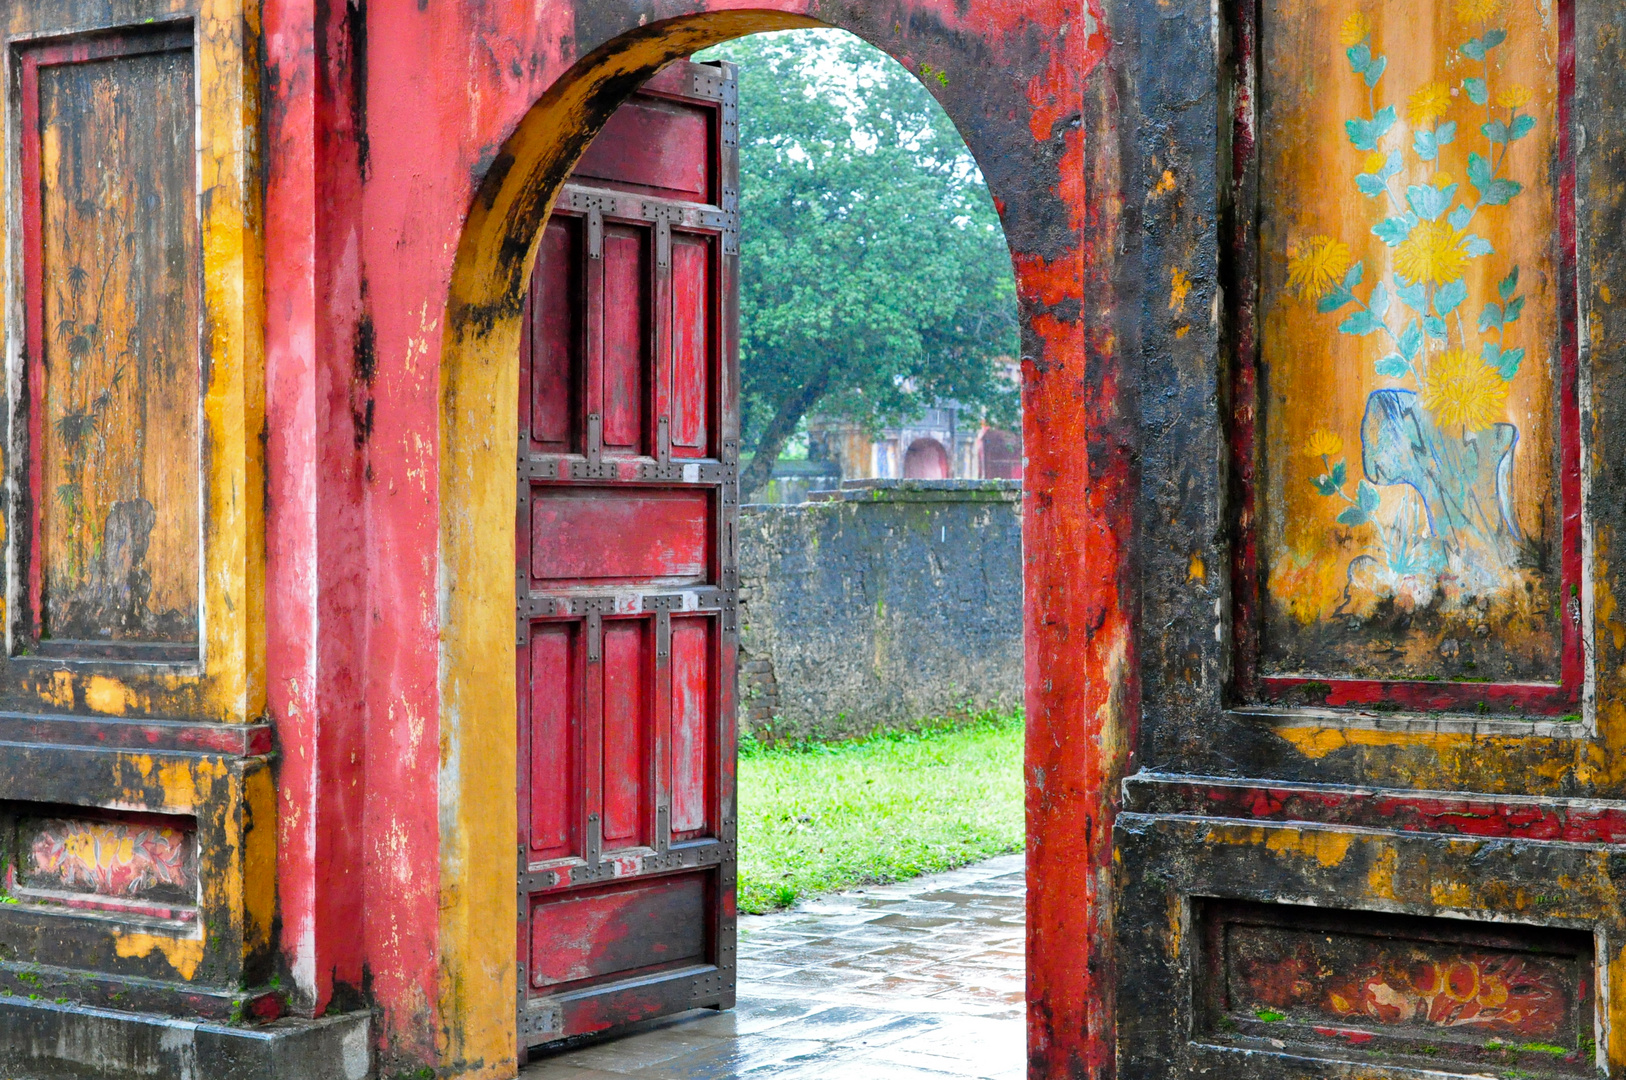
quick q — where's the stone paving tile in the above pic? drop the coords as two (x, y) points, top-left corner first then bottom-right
(622, 1034), (831, 1076)
(542, 1028), (731, 1073)
(522, 855), (1026, 1079)
(743, 966), (881, 991)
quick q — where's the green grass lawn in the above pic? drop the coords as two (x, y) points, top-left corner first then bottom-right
(736, 710), (1024, 914)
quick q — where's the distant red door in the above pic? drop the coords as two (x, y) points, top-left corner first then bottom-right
(515, 59), (739, 1047)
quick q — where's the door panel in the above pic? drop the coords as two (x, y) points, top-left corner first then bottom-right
(527, 624), (580, 861)
(670, 235), (712, 454)
(599, 620), (650, 853)
(670, 617), (711, 838)
(528, 874), (709, 991)
(573, 97), (715, 199)
(530, 489), (710, 584)
(516, 58), (739, 1048)
(599, 226), (649, 453)
(527, 218), (580, 452)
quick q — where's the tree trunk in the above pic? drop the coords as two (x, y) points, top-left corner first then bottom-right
(738, 376), (830, 500)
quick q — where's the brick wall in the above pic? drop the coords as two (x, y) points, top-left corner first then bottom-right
(737, 480), (1023, 743)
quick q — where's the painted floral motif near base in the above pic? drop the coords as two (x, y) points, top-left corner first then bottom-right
(24, 818), (194, 899)
(1227, 923), (1584, 1044)
(1258, 0), (1564, 682)
(1326, 955), (1569, 1034)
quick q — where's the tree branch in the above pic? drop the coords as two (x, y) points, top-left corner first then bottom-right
(738, 374), (831, 500)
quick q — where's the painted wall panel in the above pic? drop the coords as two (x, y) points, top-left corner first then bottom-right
(1255, 0), (1566, 686)
(14, 814), (197, 914)
(28, 43), (201, 654)
(1203, 900), (1592, 1070)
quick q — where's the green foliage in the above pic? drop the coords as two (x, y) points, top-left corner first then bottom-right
(736, 708), (1023, 913)
(698, 31), (1019, 495)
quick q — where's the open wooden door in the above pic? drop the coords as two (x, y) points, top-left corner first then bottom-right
(515, 59), (740, 1048)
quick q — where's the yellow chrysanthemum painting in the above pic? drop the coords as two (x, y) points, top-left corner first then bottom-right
(1406, 81), (1451, 127)
(1420, 350), (1510, 431)
(1303, 429), (1344, 458)
(1286, 236), (1353, 300)
(1255, 0), (1563, 683)
(1456, 0), (1502, 23)
(1393, 221), (1470, 286)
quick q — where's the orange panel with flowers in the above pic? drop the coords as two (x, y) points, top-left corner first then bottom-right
(1256, 0), (1568, 687)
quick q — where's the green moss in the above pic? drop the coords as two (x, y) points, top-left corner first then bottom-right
(1253, 1009), (1286, 1022)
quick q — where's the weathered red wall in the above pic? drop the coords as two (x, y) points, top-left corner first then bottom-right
(260, 2), (1127, 1076)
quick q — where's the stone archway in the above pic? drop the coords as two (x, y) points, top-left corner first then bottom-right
(904, 438), (953, 480)
(433, 6), (1127, 1076)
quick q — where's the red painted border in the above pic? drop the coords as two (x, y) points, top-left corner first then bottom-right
(1128, 776), (1626, 844)
(13, 24), (193, 654)
(1230, 0), (1583, 716)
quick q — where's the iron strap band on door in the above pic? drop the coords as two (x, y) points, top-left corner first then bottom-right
(564, 185), (733, 235)
(514, 588), (734, 641)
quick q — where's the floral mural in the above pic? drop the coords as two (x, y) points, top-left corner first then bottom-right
(1224, 920), (1588, 1053)
(1259, 0), (1563, 682)
(22, 818), (194, 900)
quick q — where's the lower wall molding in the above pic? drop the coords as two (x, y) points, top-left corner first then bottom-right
(0, 999), (372, 1080)
(1115, 774), (1626, 1079)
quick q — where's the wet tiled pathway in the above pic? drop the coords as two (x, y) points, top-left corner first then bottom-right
(522, 854), (1026, 1079)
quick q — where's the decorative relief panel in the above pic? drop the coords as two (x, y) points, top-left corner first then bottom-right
(1200, 901), (1594, 1075)
(20, 28), (201, 660)
(1243, 0), (1580, 710)
(6, 811), (198, 921)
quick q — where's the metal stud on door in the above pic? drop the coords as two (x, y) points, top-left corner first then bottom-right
(515, 60), (740, 1047)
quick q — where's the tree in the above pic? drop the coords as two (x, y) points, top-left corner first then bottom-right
(701, 31), (1020, 498)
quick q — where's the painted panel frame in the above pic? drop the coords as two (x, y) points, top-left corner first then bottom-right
(17, 24), (203, 664)
(1228, 0), (1585, 718)
(1115, 809), (1626, 1080)
(0, 0), (264, 724)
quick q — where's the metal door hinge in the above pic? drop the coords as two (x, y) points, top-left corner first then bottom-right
(692, 68), (727, 101)
(519, 457), (561, 481)
(574, 596), (615, 663)
(572, 413), (617, 479)
(638, 460), (685, 482)
(656, 214), (673, 270)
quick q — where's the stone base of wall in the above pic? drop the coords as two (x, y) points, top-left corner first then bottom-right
(738, 480), (1023, 744)
(0, 1000), (372, 1080)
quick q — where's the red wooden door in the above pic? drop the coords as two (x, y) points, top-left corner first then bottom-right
(515, 60), (739, 1047)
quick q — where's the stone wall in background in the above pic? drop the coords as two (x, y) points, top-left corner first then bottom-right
(737, 480), (1023, 743)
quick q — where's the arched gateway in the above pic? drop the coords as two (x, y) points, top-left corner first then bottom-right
(0, 1), (1622, 1079)
(432, 9), (1122, 1076)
